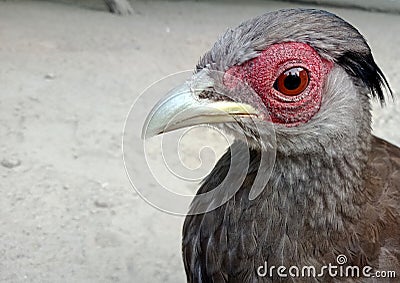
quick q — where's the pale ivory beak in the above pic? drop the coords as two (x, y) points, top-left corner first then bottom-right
(142, 70), (259, 139)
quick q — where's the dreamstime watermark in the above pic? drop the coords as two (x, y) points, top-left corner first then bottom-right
(123, 70), (277, 215)
(257, 254), (396, 279)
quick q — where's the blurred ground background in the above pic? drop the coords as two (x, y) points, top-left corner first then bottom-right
(0, 1), (399, 282)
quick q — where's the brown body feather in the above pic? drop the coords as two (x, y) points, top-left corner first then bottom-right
(183, 136), (400, 282)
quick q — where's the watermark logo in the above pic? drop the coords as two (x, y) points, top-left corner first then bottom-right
(257, 254), (396, 279)
(123, 70), (276, 215)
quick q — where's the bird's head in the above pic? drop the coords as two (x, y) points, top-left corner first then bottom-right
(143, 9), (391, 156)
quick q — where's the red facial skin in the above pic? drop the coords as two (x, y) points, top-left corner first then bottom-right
(224, 42), (333, 126)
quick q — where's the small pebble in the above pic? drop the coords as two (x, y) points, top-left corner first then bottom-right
(94, 200), (109, 208)
(44, 73), (56, 79)
(1, 158), (21, 169)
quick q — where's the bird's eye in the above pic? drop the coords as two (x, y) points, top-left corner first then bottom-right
(273, 67), (309, 96)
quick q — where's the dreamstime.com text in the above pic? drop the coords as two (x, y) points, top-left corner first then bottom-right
(257, 255), (396, 279)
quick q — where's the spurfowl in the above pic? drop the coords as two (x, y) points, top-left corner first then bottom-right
(143, 9), (400, 282)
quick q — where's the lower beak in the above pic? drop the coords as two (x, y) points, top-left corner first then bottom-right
(142, 71), (259, 139)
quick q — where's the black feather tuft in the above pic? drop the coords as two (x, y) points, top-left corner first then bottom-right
(337, 51), (392, 104)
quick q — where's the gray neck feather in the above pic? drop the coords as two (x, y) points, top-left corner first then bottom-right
(267, 66), (371, 227)
(256, 66), (372, 259)
(214, 66), (372, 260)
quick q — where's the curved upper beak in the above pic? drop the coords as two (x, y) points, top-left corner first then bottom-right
(142, 70), (260, 139)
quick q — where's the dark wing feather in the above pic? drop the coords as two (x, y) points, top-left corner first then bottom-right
(182, 146), (232, 283)
(362, 136), (400, 273)
(182, 136), (400, 282)
(182, 142), (263, 283)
